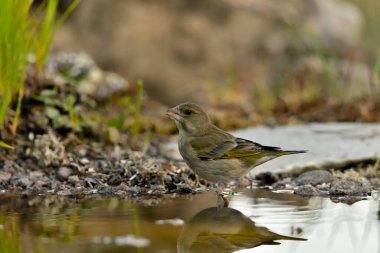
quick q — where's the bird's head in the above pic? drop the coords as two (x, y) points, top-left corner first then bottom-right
(167, 103), (211, 136)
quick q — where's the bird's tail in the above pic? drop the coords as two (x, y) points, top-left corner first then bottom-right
(277, 150), (307, 156)
(278, 234), (307, 241)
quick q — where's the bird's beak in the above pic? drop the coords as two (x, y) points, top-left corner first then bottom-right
(166, 107), (182, 121)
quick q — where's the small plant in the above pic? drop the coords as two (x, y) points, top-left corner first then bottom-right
(0, 141), (14, 150)
(34, 88), (93, 132)
(0, 0), (79, 133)
(0, 0), (33, 132)
(106, 80), (144, 142)
(132, 80), (144, 139)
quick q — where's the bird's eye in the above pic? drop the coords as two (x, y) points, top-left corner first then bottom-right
(183, 109), (193, 115)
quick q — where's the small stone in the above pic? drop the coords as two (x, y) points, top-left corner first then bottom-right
(294, 185), (322, 196)
(0, 171), (11, 184)
(329, 178), (371, 196)
(31, 131), (66, 167)
(164, 175), (177, 192)
(57, 167), (72, 181)
(68, 175), (80, 184)
(84, 177), (98, 188)
(11, 176), (33, 188)
(57, 190), (72, 196)
(272, 177), (292, 189)
(97, 186), (112, 195)
(294, 170), (334, 186)
(113, 190), (127, 198)
(33, 180), (48, 189)
(176, 187), (192, 194)
(80, 158), (90, 165)
(28, 132), (35, 141)
(330, 196), (366, 205)
(255, 172), (278, 186)
(116, 182), (129, 192)
(107, 175), (122, 186)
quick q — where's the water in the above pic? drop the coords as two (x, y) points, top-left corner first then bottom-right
(0, 189), (379, 253)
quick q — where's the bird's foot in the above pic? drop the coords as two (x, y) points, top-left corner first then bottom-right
(216, 193), (229, 208)
(247, 172), (254, 192)
(213, 187), (229, 208)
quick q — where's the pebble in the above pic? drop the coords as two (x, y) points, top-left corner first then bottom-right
(107, 175), (122, 186)
(80, 158), (90, 165)
(84, 177), (98, 188)
(255, 172), (278, 186)
(0, 171), (11, 184)
(57, 167), (72, 181)
(329, 178), (371, 196)
(12, 176), (33, 188)
(294, 185), (322, 196)
(294, 170), (334, 186)
(176, 187), (193, 194)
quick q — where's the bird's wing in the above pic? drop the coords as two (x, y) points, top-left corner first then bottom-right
(223, 138), (283, 158)
(191, 136), (283, 161)
(190, 132), (237, 160)
(190, 232), (281, 252)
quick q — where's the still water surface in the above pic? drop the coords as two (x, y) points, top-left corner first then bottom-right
(0, 189), (379, 253)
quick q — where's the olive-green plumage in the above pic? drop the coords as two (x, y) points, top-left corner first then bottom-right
(167, 103), (305, 184)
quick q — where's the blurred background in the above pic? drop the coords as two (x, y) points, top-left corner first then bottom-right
(49, 0), (380, 126)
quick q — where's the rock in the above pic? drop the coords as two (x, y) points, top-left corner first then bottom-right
(84, 177), (98, 188)
(329, 178), (371, 196)
(255, 172), (278, 186)
(68, 175), (80, 184)
(31, 130), (66, 167)
(57, 167), (72, 181)
(294, 170), (334, 186)
(33, 180), (48, 189)
(176, 187), (193, 194)
(294, 185), (322, 196)
(80, 158), (90, 165)
(0, 171), (11, 184)
(45, 51), (129, 101)
(97, 186), (113, 195)
(45, 51), (96, 78)
(164, 175), (177, 192)
(107, 175), (122, 186)
(10, 176), (33, 189)
(76, 67), (128, 101)
(57, 190), (73, 196)
(330, 196), (366, 205)
(272, 178), (292, 190)
(1, 160), (22, 173)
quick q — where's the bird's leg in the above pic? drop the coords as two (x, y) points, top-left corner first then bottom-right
(214, 184), (229, 208)
(247, 171), (254, 191)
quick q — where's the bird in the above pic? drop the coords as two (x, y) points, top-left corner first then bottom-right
(167, 102), (305, 206)
(177, 206), (306, 253)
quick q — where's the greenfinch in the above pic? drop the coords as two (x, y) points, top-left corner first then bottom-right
(167, 102), (305, 187)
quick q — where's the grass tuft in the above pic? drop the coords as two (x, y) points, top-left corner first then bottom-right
(0, 0), (79, 133)
(132, 80), (144, 139)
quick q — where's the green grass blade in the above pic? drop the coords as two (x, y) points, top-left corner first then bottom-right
(132, 80), (144, 138)
(0, 141), (14, 150)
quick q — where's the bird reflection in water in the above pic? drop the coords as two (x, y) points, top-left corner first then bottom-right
(177, 207), (306, 253)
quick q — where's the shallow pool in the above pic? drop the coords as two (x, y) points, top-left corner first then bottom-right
(0, 189), (379, 253)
